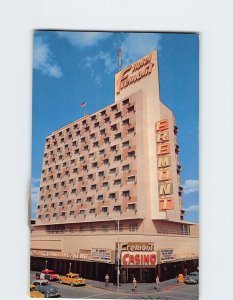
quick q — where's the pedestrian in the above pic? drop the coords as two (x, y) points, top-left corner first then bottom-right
(105, 273), (109, 287)
(132, 277), (137, 292)
(154, 275), (160, 291)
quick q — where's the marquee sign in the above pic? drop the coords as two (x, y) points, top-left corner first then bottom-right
(116, 53), (154, 95)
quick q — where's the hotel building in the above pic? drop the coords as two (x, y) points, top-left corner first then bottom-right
(31, 50), (198, 283)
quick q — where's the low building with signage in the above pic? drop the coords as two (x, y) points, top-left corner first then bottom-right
(31, 50), (199, 283)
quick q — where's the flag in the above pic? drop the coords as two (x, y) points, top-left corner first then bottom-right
(80, 101), (86, 108)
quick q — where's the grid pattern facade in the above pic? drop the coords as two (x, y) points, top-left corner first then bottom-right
(36, 97), (138, 225)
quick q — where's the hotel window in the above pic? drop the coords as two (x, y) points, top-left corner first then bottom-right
(82, 165), (88, 171)
(109, 193), (116, 199)
(48, 194), (52, 199)
(73, 168), (78, 174)
(76, 198), (82, 204)
(122, 98), (129, 105)
(115, 132), (121, 139)
(100, 129), (105, 135)
(94, 121), (99, 128)
(72, 141), (77, 146)
(89, 153), (94, 160)
(113, 205), (121, 212)
(128, 127), (135, 134)
(91, 184), (97, 190)
(97, 195), (104, 201)
(69, 179), (74, 184)
(90, 225), (96, 231)
(46, 185), (50, 190)
(38, 215), (42, 219)
(81, 186), (86, 192)
(70, 211), (75, 216)
(60, 138), (64, 143)
(103, 182), (109, 188)
(61, 181), (65, 186)
(88, 173), (94, 179)
(109, 168), (117, 174)
(111, 124), (117, 131)
(66, 128), (70, 133)
(82, 119), (87, 125)
(79, 210), (85, 215)
(53, 213), (57, 218)
(102, 207), (108, 213)
(80, 156), (84, 162)
(81, 137), (85, 143)
(44, 204), (48, 209)
(59, 202), (63, 206)
(128, 176), (136, 183)
(85, 126), (90, 131)
(43, 177), (46, 182)
(129, 223), (138, 232)
(91, 115), (96, 121)
(55, 193), (59, 197)
(67, 200), (72, 205)
(122, 140), (130, 147)
(104, 117), (110, 123)
(89, 208), (96, 214)
(100, 109), (106, 116)
(104, 137), (110, 143)
(55, 165), (59, 170)
(114, 155), (121, 161)
(76, 130), (80, 136)
(128, 203), (136, 210)
(61, 212), (66, 217)
(44, 160), (48, 165)
(74, 149), (79, 154)
(101, 224), (109, 232)
(111, 104), (117, 111)
(64, 144), (69, 149)
(73, 124), (78, 129)
(114, 179), (121, 185)
(79, 225), (85, 231)
(115, 111), (121, 118)
(99, 149), (105, 155)
(90, 133), (95, 139)
(63, 191), (68, 196)
(122, 190), (130, 197)
(98, 171), (104, 177)
(128, 105), (135, 113)
(84, 145), (89, 151)
(63, 162), (67, 167)
(92, 162), (98, 168)
(58, 155), (62, 160)
(37, 205), (41, 209)
(71, 159), (75, 164)
(51, 203), (55, 208)
(110, 145), (117, 151)
(93, 141), (99, 148)
(58, 132), (62, 136)
(86, 197), (92, 202)
(115, 223), (123, 232)
(128, 151), (136, 158)
(103, 159), (109, 165)
(45, 214), (50, 218)
(122, 118), (130, 125)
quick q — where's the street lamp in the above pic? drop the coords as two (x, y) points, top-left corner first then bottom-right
(45, 260), (48, 269)
(109, 217), (120, 291)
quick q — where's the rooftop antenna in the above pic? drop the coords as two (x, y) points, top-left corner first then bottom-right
(118, 48), (122, 71)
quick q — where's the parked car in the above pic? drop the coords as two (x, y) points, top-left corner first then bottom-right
(38, 269), (59, 281)
(30, 284), (45, 298)
(189, 271), (199, 283)
(32, 280), (61, 298)
(184, 275), (198, 285)
(58, 272), (86, 286)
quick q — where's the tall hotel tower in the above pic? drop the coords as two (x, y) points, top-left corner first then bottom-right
(31, 50), (198, 282)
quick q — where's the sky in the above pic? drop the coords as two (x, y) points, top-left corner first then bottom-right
(31, 31), (199, 222)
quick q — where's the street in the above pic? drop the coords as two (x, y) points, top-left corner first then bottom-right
(30, 272), (199, 299)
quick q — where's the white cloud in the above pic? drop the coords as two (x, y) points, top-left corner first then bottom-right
(120, 33), (162, 66)
(57, 32), (112, 47)
(184, 204), (199, 213)
(33, 36), (63, 78)
(183, 179), (199, 195)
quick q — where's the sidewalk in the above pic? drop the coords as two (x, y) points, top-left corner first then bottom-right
(87, 278), (182, 294)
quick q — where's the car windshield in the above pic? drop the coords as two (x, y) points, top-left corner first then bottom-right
(30, 287), (37, 291)
(41, 282), (50, 286)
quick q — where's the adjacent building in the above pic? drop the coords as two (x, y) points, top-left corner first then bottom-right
(31, 50), (198, 282)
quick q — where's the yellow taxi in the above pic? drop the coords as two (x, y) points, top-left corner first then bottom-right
(58, 272), (86, 287)
(30, 284), (45, 298)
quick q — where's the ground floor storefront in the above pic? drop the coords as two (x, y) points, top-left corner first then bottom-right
(30, 256), (198, 283)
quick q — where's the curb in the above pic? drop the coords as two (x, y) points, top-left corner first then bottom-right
(90, 283), (183, 294)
